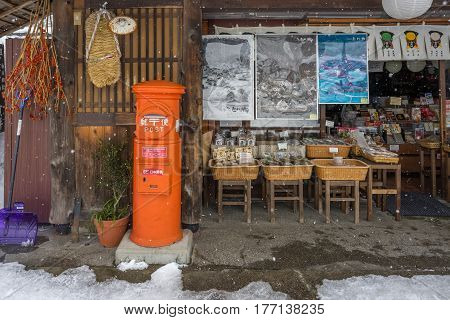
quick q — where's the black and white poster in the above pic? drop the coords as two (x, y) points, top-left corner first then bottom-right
(202, 35), (255, 120)
(256, 35), (318, 120)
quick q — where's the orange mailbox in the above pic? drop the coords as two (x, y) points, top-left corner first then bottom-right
(130, 80), (185, 247)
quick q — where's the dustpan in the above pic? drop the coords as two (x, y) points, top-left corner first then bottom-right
(0, 98), (38, 245)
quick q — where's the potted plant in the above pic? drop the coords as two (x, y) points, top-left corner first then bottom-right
(92, 139), (132, 248)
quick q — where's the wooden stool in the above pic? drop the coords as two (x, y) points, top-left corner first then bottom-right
(217, 180), (252, 223)
(265, 179), (304, 223)
(419, 146), (440, 197)
(360, 160), (402, 221)
(317, 179), (360, 224)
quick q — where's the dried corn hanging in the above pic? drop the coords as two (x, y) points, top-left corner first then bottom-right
(3, 0), (67, 119)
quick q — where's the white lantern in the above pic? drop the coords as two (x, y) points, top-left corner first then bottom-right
(385, 61), (403, 74)
(406, 60), (426, 72)
(382, 0), (433, 20)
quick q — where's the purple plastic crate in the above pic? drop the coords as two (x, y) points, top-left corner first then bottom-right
(0, 208), (38, 245)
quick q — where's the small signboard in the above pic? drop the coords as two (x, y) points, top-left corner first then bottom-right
(142, 146), (168, 159)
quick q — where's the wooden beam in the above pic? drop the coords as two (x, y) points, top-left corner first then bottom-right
(307, 17), (450, 25)
(0, 21), (29, 37)
(0, 0), (34, 20)
(0, 0), (34, 19)
(50, 0), (76, 225)
(202, 0), (449, 10)
(85, 0), (182, 8)
(73, 112), (135, 126)
(439, 60), (448, 199)
(181, 0), (202, 229)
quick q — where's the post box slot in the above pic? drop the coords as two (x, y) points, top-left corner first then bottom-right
(137, 166), (171, 195)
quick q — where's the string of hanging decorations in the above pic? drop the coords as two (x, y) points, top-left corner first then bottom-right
(3, 0), (67, 119)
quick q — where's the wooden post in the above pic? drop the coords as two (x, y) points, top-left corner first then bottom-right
(181, 0), (202, 230)
(439, 61), (448, 198)
(49, 0), (76, 225)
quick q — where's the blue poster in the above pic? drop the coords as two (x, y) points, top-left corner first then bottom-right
(318, 34), (369, 104)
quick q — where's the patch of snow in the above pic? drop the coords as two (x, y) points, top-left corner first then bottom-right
(318, 275), (450, 300)
(20, 239), (33, 247)
(117, 260), (149, 272)
(0, 262), (288, 300)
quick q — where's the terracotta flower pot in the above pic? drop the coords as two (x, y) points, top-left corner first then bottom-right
(94, 215), (130, 248)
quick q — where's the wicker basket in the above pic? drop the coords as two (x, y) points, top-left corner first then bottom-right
(444, 144), (450, 153)
(362, 153), (400, 164)
(209, 159), (260, 180)
(312, 159), (369, 181)
(262, 164), (313, 181)
(306, 144), (351, 159)
(351, 145), (363, 156)
(418, 140), (441, 150)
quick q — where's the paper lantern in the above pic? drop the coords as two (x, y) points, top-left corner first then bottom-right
(406, 60), (426, 72)
(382, 0), (433, 20)
(385, 61), (403, 74)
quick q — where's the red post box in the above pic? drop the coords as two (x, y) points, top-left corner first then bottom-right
(130, 80), (185, 247)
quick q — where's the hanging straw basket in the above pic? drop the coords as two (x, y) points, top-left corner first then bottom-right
(85, 9), (121, 88)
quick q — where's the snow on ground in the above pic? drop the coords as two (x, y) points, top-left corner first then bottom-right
(0, 262), (288, 300)
(117, 260), (149, 272)
(318, 275), (450, 300)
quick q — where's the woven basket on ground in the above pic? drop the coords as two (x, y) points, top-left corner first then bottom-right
(262, 164), (313, 181)
(312, 159), (369, 181)
(85, 9), (121, 88)
(209, 159), (260, 180)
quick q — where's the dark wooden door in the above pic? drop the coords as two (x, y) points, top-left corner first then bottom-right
(4, 38), (51, 223)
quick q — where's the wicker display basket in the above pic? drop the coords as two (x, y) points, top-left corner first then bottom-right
(362, 152), (400, 164)
(306, 144), (351, 159)
(312, 159), (369, 181)
(351, 145), (363, 156)
(262, 164), (313, 181)
(418, 140), (441, 150)
(209, 159), (260, 180)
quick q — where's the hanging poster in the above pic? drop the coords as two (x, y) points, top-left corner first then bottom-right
(318, 34), (369, 104)
(399, 26), (427, 60)
(256, 34), (318, 120)
(202, 35), (254, 120)
(351, 25), (377, 61)
(424, 26), (450, 60)
(374, 26), (402, 61)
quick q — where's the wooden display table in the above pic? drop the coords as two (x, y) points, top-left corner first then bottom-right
(359, 159), (402, 221)
(313, 159), (369, 224)
(217, 180), (252, 223)
(419, 144), (441, 198)
(265, 180), (304, 223)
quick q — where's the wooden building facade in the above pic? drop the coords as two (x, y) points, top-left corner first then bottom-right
(3, 0), (449, 225)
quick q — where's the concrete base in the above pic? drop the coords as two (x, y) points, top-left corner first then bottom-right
(115, 230), (193, 265)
